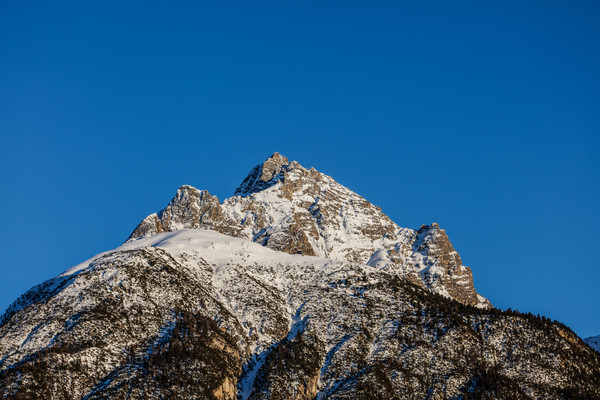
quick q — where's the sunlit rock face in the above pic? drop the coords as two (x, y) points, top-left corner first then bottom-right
(129, 153), (490, 308)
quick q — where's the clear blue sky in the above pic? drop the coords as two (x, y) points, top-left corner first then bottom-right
(1, 1), (598, 338)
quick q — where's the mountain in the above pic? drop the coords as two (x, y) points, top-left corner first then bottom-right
(587, 336), (600, 352)
(129, 153), (490, 308)
(1, 154), (599, 399)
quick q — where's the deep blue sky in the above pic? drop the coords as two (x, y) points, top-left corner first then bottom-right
(1, 1), (598, 338)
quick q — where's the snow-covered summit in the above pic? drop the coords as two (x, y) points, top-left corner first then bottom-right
(127, 153), (490, 308)
(2, 155), (600, 399)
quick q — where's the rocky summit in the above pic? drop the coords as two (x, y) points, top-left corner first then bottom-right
(129, 153), (490, 308)
(1, 154), (599, 399)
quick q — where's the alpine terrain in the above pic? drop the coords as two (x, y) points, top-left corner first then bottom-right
(1, 153), (599, 399)
(586, 336), (600, 353)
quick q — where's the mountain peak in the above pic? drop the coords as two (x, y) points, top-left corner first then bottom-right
(260, 152), (290, 178)
(234, 152), (295, 196)
(3, 154), (600, 399)
(127, 154), (491, 308)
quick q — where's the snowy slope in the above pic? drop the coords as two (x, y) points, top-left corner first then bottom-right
(586, 335), (600, 352)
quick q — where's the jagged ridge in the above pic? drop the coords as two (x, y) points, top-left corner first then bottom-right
(128, 153), (490, 308)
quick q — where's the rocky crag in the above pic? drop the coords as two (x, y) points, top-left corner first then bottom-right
(129, 153), (489, 308)
(1, 154), (599, 399)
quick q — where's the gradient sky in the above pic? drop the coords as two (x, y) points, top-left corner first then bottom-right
(1, 1), (598, 338)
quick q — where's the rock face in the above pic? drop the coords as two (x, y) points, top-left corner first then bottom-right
(1, 230), (599, 399)
(128, 153), (490, 307)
